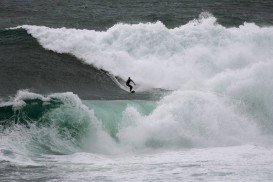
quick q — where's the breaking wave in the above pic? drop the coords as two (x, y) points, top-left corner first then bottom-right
(14, 13), (273, 93)
(0, 89), (269, 158)
(2, 13), (273, 164)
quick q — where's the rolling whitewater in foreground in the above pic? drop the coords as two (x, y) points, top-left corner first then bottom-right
(1, 1), (273, 181)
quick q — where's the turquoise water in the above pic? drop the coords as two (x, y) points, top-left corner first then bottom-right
(83, 100), (156, 139)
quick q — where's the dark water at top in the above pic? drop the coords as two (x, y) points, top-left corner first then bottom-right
(1, 0), (273, 29)
(0, 0), (273, 99)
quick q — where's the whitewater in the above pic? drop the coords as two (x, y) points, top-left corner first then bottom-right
(2, 13), (273, 181)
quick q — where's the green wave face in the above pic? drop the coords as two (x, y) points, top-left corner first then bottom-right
(0, 93), (95, 155)
(83, 100), (156, 139)
(0, 91), (156, 156)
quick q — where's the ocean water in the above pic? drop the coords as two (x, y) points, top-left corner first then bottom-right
(1, 1), (273, 181)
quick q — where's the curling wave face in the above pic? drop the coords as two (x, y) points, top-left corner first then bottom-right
(0, 91), (119, 163)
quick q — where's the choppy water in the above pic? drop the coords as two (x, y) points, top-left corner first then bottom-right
(1, 1), (273, 181)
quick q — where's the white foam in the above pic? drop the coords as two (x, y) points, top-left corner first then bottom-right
(117, 91), (260, 149)
(42, 145), (273, 181)
(16, 13), (273, 93)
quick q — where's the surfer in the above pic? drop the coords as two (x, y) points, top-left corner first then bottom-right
(126, 77), (135, 93)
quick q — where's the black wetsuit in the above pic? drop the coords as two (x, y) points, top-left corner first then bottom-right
(126, 78), (134, 92)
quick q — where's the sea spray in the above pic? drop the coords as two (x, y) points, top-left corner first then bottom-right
(117, 90), (259, 149)
(15, 13), (273, 92)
